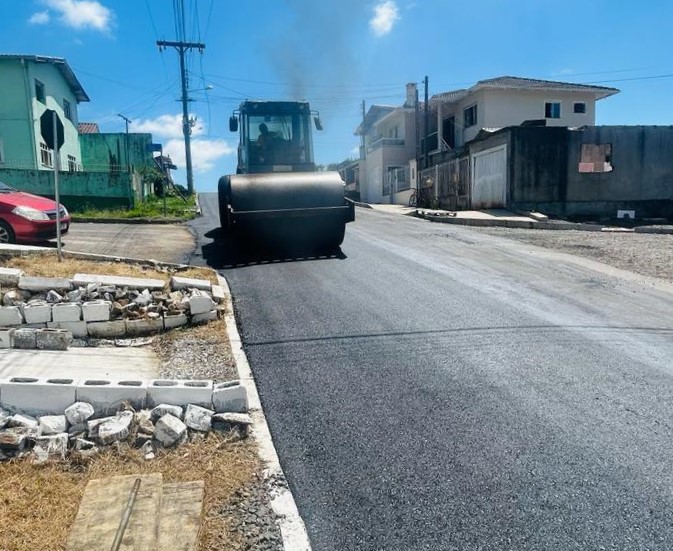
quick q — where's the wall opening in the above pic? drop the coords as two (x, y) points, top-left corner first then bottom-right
(579, 143), (613, 173)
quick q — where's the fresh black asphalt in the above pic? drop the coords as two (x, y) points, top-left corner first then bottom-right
(190, 193), (673, 550)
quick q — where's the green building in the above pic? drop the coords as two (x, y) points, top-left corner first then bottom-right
(0, 54), (88, 170)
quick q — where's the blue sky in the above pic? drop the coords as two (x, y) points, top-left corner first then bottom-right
(2, 0), (673, 191)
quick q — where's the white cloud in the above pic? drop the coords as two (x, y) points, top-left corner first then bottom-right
(28, 11), (50, 24)
(133, 114), (205, 140)
(164, 138), (235, 173)
(44, 0), (113, 33)
(370, 1), (400, 37)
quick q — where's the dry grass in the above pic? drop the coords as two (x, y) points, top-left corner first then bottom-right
(161, 318), (229, 345)
(1, 254), (217, 285)
(0, 434), (259, 551)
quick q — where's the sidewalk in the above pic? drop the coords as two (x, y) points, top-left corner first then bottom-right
(361, 203), (673, 234)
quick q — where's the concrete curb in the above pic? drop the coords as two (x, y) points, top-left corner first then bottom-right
(194, 192), (202, 217)
(217, 274), (312, 551)
(414, 210), (673, 233)
(71, 217), (188, 225)
(352, 200), (373, 209)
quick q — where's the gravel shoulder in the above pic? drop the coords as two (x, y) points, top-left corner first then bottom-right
(469, 227), (673, 282)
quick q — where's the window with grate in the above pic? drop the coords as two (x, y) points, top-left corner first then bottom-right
(67, 154), (77, 172)
(574, 102), (586, 114)
(40, 142), (53, 167)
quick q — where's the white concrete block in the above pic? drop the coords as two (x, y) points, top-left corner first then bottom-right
(147, 379), (213, 408)
(52, 302), (81, 322)
(211, 285), (226, 303)
(0, 377), (78, 416)
(18, 276), (71, 292)
(13, 328), (37, 349)
(170, 276), (212, 292)
(82, 300), (111, 322)
(48, 320), (87, 338)
(0, 306), (23, 327)
(212, 381), (248, 413)
(73, 273), (165, 291)
(0, 267), (23, 285)
(0, 329), (14, 349)
(125, 318), (163, 336)
(87, 320), (126, 338)
(76, 379), (147, 417)
(191, 310), (218, 325)
(38, 415), (67, 435)
(24, 323), (47, 329)
(189, 295), (215, 315)
(36, 328), (72, 350)
(23, 302), (52, 324)
(164, 313), (188, 330)
(183, 404), (214, 431)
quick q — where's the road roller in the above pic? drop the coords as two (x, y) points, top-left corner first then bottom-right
(218, 100), (354, 249)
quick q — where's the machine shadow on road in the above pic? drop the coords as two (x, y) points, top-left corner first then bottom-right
(201, 228), (347, 270)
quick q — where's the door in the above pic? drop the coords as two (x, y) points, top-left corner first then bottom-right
(470, 145), (507, 209)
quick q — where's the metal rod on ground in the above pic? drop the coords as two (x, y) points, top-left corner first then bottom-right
(52, 110), (62, 263)
(110, 478), (142, 551)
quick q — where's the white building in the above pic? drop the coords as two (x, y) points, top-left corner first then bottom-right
(356, 76), (619, 205)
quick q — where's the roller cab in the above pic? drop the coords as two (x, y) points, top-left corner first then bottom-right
(218, 100), (354, 249)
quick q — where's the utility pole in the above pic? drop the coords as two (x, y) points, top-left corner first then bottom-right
(157, 40), (205, 195)
(360, 100), (366, 161)
(414, 86), (420, 195)
(117, 113), (132, 173)
(423, 75), (429, 169)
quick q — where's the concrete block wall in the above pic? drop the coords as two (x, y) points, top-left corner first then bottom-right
(0, 377), (248, 417)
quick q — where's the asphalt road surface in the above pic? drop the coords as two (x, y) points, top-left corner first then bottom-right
(191, 193), (673, 550)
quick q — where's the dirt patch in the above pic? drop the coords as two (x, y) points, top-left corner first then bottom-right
(154, 319), (238, 382)
(471, 228), (673, 282)
(2, 253), (217, 285)
(0, 434), (259, 551)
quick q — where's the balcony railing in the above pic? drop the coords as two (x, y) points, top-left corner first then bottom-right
(366, 137), (405, 153)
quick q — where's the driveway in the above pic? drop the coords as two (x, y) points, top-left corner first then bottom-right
(63, 222), (195, 264)
(191, 193), (673, 550)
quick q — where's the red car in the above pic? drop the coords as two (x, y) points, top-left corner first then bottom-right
(0, 181), (70, 244)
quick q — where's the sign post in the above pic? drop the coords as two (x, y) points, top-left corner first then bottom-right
(40, 109), (65, 262)
(52, 111), (62, 262)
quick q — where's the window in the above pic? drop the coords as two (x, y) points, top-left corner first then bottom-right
(63, 99), (72, 121)
(443, 116), (455, 148)
(35, 80), (45, 104)
(545, 102), (561, 119)
(40, 142), (53, 167)
(579, 143), (613, 173)
(574, 102), (586, 114)
(388, 126), (398, 139)
(464, 104), (477, 128)
(67, 154), (77, 172)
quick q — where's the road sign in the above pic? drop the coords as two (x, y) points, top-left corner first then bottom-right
(146, 143), (162, 152)
(40, 109), (64, 150)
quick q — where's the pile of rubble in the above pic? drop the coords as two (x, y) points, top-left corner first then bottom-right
(0, 399), (252, 464)
(0, 268), (226, 349)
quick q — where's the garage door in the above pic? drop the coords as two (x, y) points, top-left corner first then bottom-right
(471, 145), (507, 209)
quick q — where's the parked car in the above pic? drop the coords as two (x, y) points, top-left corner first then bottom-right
(0, 181), (70, 243)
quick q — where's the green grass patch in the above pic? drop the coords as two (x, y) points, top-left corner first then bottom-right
(74, 194), (198, 220)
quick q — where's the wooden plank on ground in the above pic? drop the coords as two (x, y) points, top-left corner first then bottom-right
(157, 481), (205, 551)
(66, 473), (163, 551)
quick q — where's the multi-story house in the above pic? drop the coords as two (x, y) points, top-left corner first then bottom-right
(356, 76), (619, 205)
(0, 54), (89, 171)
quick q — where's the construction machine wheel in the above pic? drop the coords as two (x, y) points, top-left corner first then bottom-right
(217, 176), (231, 234)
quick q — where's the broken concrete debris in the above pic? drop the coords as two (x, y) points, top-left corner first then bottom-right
(0, 271), (225, 349)
(0, 397), (252, 462)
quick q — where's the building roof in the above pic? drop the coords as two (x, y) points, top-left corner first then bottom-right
(432, 75), (620, 103)
(0, 54), (90, 102)
(355, 105), (396, 135)
(78, 122), (100, 134)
